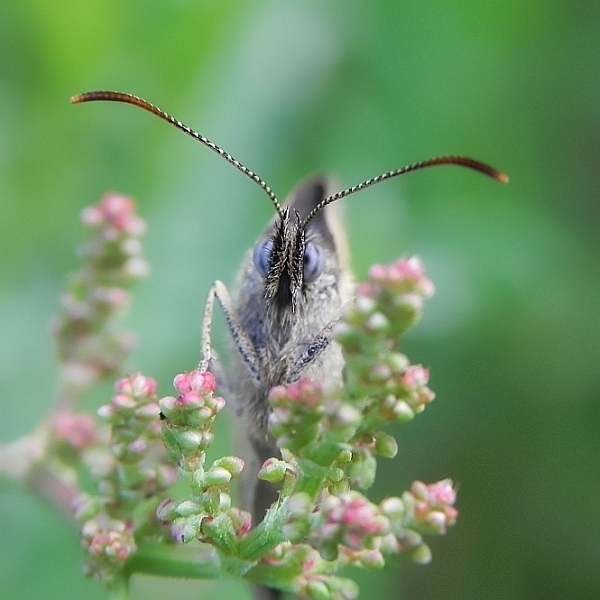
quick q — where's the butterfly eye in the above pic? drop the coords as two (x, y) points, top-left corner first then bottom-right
(253, 239), (273, 277)
(303, 241), (324, 282)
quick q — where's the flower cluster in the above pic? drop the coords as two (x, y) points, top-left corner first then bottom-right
(50, 193), (149, 396)
(259, 543), (360, 600)
(379, 479), (458, 563)
(95, 373), (172, 503)
(159, 370), (224, 468)
(238, 257), (456, 596)
(278, 478), (458, 587)
(268, 379), (361, 457)
(74, 373), (174, 581)
(308, 491), (389, 560)
(335, 256), (436, 421)
(406, 479), (458, 536)
(156, 370), (250, 551)
(80, 517), (137, 582)
(51, 411), (97, 452)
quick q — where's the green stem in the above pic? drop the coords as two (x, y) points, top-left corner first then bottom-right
(293, 459), (331, 498)
(107, 574), (130, 600)
(303, 441), (344, 467)
(127, 541), (221, 579)
(236, 503), (287, 560)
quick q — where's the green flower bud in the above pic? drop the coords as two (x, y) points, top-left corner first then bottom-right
(365, 312), (389, 333)
(212, 456), (245, 478)
(202, 466), (233, 487)
(357, 549), (385, 569)
(258, 457), (288, 483)
(374, 431), (398, 458)
(410, 542), (432, 564)
(176, 430), (203, 453)
(175, 500), (203, 517)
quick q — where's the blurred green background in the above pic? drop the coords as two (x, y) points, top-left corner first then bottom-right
(1, 1), (599, 599)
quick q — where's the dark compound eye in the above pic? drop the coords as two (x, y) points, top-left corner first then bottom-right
(253, 239), (273, 277)
(303, 241), (324, 282)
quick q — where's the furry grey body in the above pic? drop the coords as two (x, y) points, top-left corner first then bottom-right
(222, 176), (352, 527)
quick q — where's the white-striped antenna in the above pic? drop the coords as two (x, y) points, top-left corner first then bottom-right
(71, 91), (284, 217)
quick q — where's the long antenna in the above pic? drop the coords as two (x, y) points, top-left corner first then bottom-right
(71, 91), (284, 217)
(302, 155), (509, 228)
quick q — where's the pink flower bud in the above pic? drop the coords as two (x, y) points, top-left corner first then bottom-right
(173, 372), (192, 394)
(96, 194), (136, 232)
(408, 480), (458, 534)
(158, 395), (176, 415)
(127, 437), (147, 455)
(210, 396), (225, 412)
(114, 376), (132, 394)
(425, 510), (448, 532)
(80, 205), (104, 227)
(130, 373), (157, 397)
(355, 282), (373, 298)
(174, 370), (216, 395)
(189, 370), (216, 393)
(402, 365), (430, 388)
(425, 479), (456, 506)
(96, 404), (114, 420)
(111, 394), (137, 409)
(81, 518), (136, 564)
(53, 412), (96, 449)
(368, 264), (388, 281)
(179, 390), (203, 408)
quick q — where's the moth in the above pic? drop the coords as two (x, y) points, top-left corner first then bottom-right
(71, 90), (507, 535)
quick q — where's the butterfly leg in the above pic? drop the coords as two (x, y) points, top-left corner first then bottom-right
(198, 280), (260, 386)
(288, 315), (340, 382)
